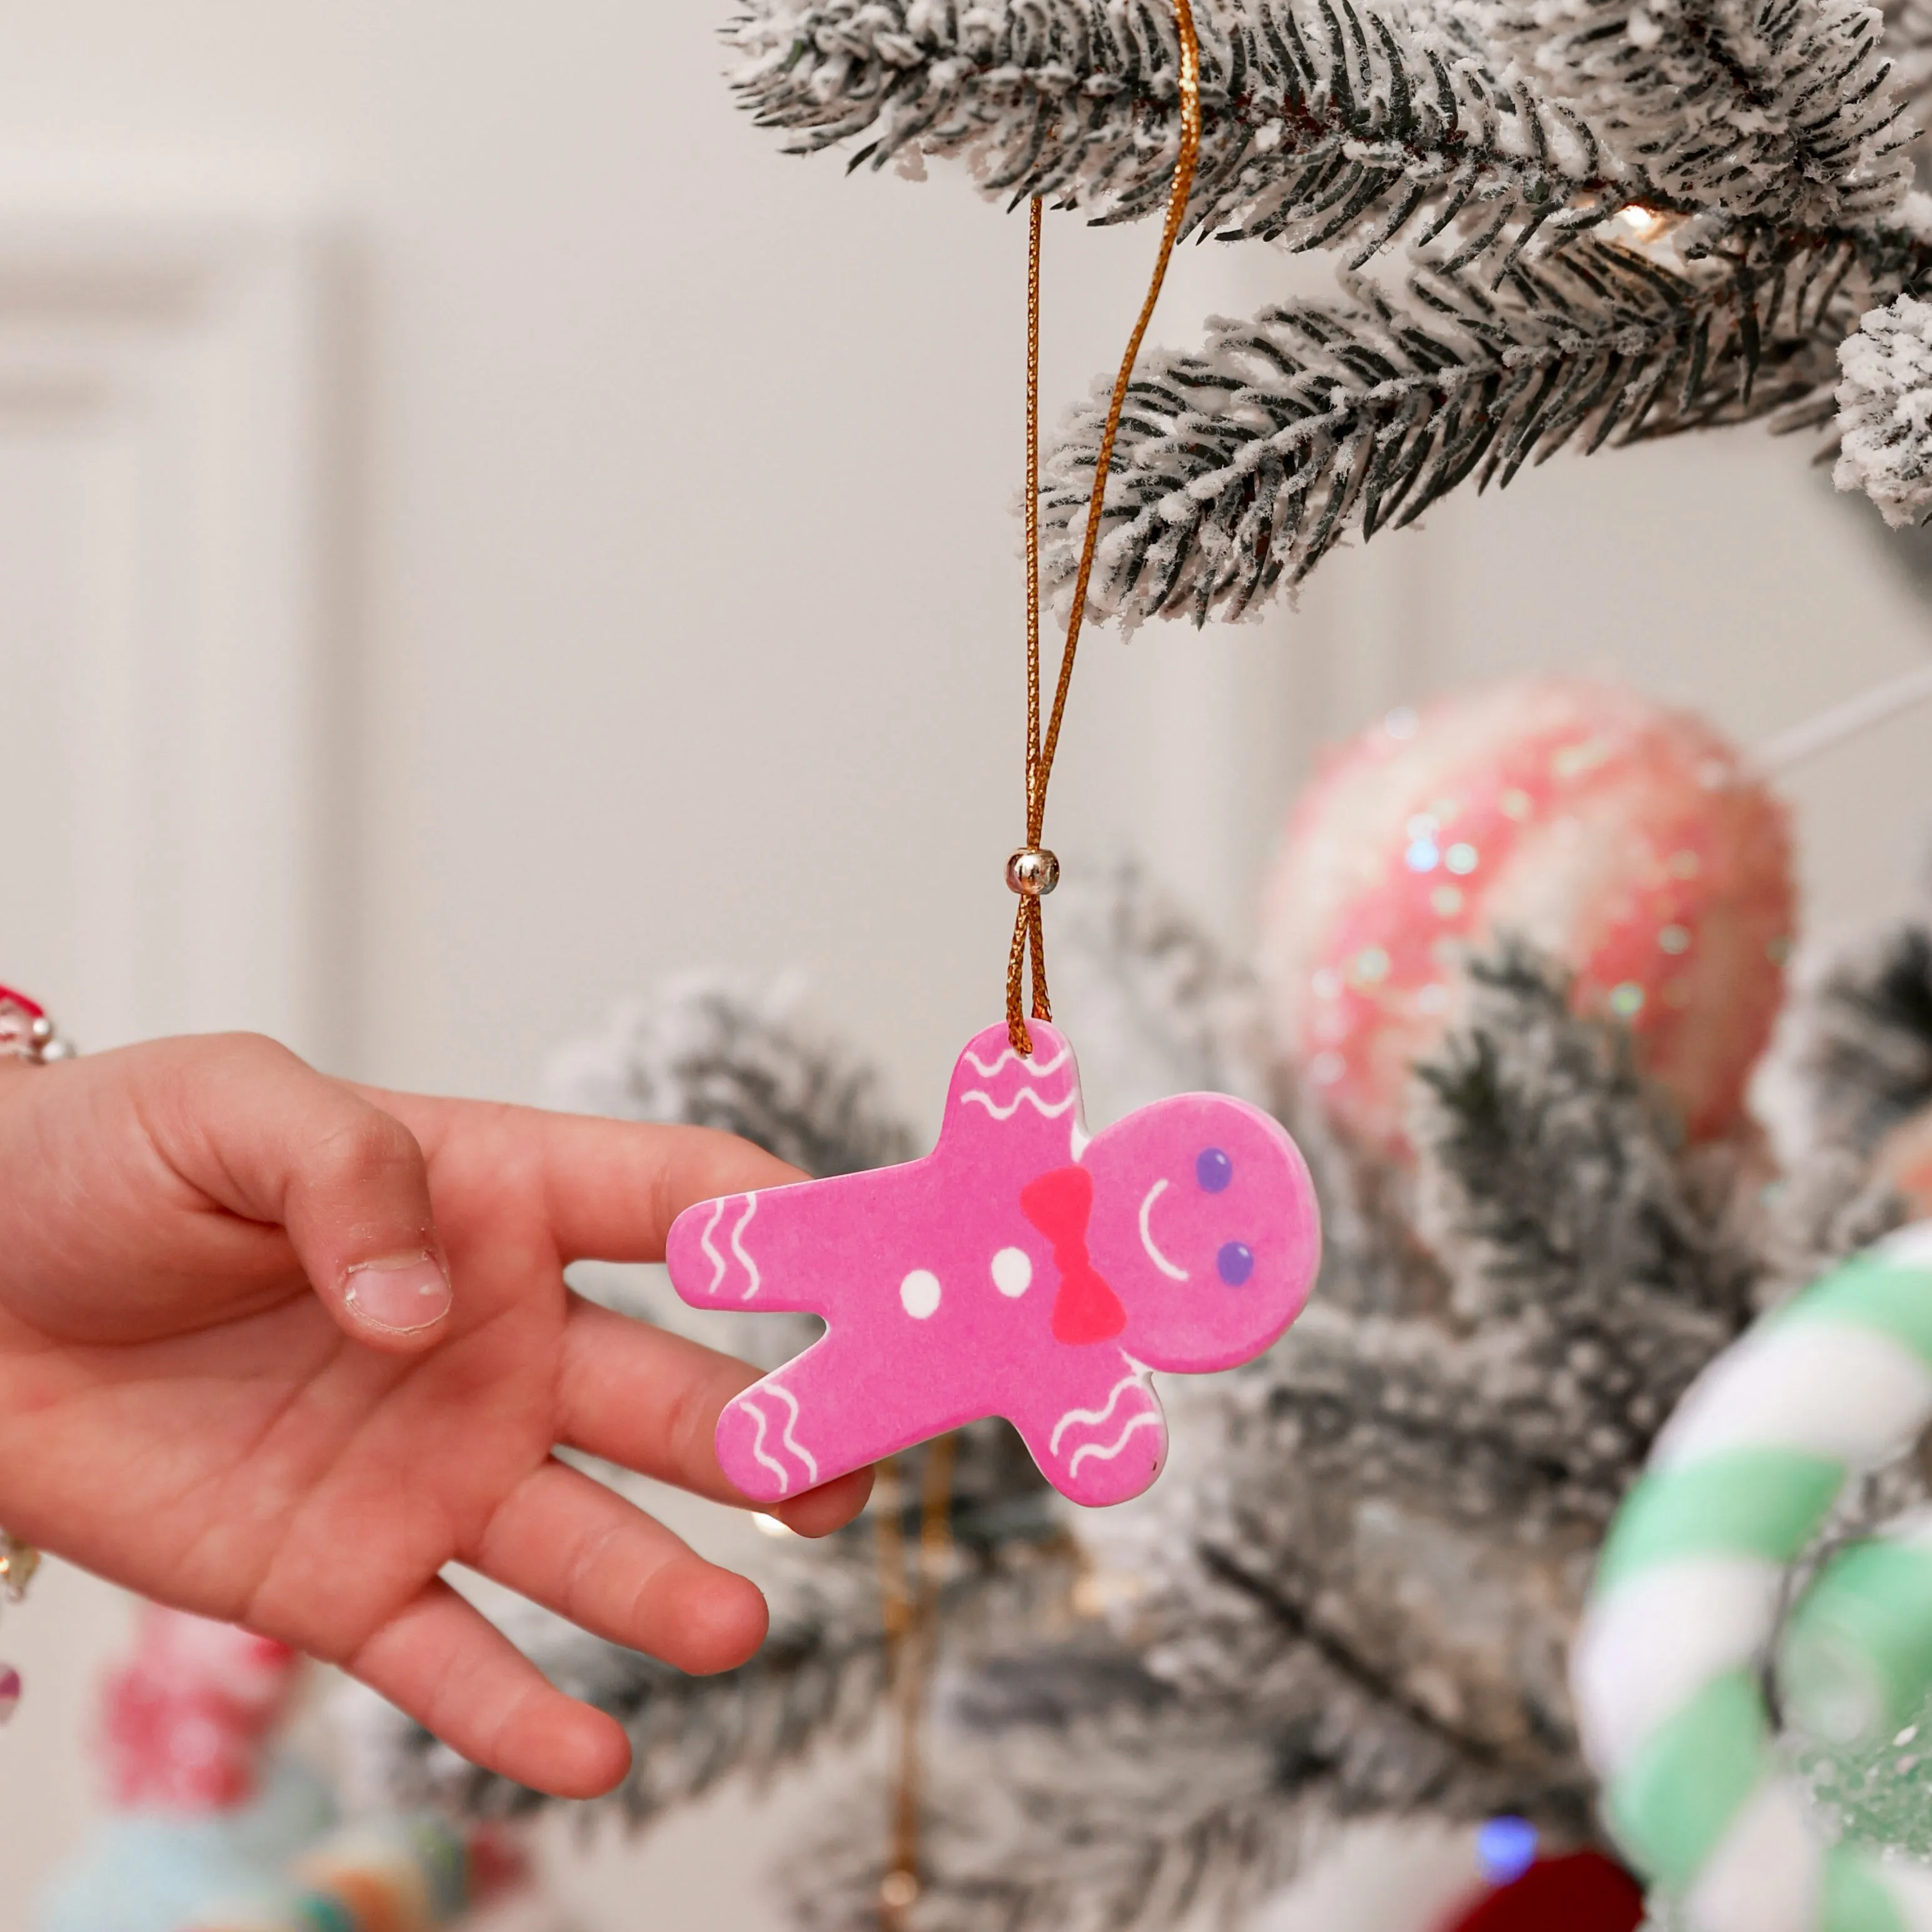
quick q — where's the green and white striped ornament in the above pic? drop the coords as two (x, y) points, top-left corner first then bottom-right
(1574, 1224), (1932, 1932)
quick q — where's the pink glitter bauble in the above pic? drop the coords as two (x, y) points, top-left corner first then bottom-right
(1257, 678), (1796, 1156)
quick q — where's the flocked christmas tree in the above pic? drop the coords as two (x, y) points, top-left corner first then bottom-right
(342, 4), (1932, 1926)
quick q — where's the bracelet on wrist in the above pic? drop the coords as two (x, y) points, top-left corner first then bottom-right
(0, 985), (73, 1065)
(0, 983), (69, 1724)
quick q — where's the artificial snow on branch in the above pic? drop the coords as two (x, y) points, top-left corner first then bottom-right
(1042, 237), (1856, 622)
(1766, 912), (1932, 1158)
(1412, 945), (1758, 1333)
(1836, 291), (1932, 525)
(783, 1673), (1307, 1932)
(545, 979), (919, 1181)
(729, 0), (1615, 264)
(1465, 0), (1915, 232)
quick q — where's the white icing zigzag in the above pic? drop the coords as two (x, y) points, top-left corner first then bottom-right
(699, 1194), (762, 1300)
(958, 1037), (1077, 1124)
(1069, 1410), (1162, 1477)
(730, 1193), (761, 1301)
(1050, 1371), (1146, 1456)
(742, 1394), (792, 1494)
(1052, 1372), (1163, 1479)
(960, 1087), (1079, 1123)
(768, 1380), (818, 1485)
(963, 1043), (1072, 1081)
(736, 1379), (818, 1496)
(699, 1199), (730, 1296)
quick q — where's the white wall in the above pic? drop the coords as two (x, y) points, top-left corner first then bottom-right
(2, 3), (1931, 1926)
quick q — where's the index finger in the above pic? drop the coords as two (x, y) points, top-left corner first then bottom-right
(540, 1114), (804, 1264)
(363, 1092), (803, 1264)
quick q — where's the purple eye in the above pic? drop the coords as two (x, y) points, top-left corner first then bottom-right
(1197, 1148), (1233, 1194)
(1217, 1242), (1254, 1286)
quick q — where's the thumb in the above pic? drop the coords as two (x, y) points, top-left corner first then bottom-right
(161, 1035), (455, 1353)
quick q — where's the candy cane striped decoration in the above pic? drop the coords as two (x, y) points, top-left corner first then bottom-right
(1574, 1223), (1932, 1932)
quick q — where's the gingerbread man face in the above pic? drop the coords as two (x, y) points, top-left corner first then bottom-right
(1081, 1094), (1319, 1374)
(666, 1022), (1322, 1509)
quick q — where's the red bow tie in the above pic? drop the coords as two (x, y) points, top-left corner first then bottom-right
(1020, 1165), (1127, 1346)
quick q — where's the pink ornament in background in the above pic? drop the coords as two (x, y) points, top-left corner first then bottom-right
(102, 1606), (301, 1813)
(1257, 678), (1796, 1155)
(667, 1022), (1322, 1509)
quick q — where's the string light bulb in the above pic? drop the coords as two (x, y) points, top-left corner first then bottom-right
(1618, 203), (1666, 241)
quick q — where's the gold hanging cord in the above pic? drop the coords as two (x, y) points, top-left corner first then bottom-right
(876, 14), (1204, 1928)
(1006, 0), (1204, 1057)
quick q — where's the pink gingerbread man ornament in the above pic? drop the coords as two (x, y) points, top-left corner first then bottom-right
(667, 1022), (1322, 1508)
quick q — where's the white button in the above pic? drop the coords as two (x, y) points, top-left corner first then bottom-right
(991, 1247), (1033, 1298)
(900, 1269), (942, 1320)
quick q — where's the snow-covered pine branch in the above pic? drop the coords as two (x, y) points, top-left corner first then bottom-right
(730, 0), (1932, 551)
(1836, 289), (1932, 525)
(1766, 912), (1932, 1158)
(783, 1676), (1341, 1932)
(345, 1564), (893, 1825)
(1412, 943), (1758, 1334)
(1042, 234), (1871, 623)
(1044, 859), (1277, 1116)
(730, 0), (1925, 263)
(1466, 0), (1916, 233)
(728, 0), (1614, 264)
(545, 979), (918, 1181)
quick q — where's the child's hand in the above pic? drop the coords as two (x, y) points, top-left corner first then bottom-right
(0, 1034), (870, 1798)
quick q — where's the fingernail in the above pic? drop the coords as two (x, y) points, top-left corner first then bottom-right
(345, 1255), (452, 1335)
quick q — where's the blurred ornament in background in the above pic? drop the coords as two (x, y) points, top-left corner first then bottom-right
(1473, 1816), (1539, 1886)
(36, 1607), (325, 1932)
(180, 1816), (527, 1932)
(35, 1604), (529, 1932)
(1436, 1850), (1644, 1932)
(104, 1606), (301, 1813)
(1258, 677), (1796, 1155)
